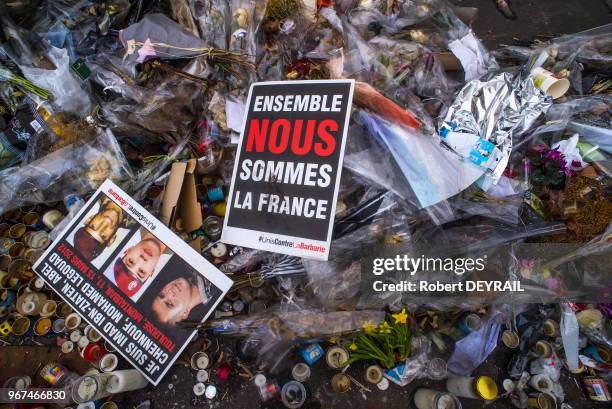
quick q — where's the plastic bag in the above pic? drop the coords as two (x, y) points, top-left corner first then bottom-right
(170, 0), (200, 37)
(304, 192), (409, 310)
(359, 111), (485, 209)
(209, 308), (385, 339)
(447, 314), (501, 375)
(100, 72), (205, 146)
(507, 304), (556, 379)
(189, 0), (230, 50)
(125, 137), (190, 201)
(494, 23), (612, 95)
(19, 46), (92, 117)
(0, 129), (132, 214)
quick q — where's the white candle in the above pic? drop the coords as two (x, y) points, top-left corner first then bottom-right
(105, 370), (149, 394)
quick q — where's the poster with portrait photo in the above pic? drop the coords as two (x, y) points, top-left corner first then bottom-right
(33, 180), (233, 385)
(103, 226), (173, 302)
(65, 194), (136, 270)
(139, 256), (223, 343)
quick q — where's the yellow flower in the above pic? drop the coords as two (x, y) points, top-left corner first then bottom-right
(363, 322), (377, 335)
(379, 321), (392, 334)
(349, 342), (358, 351)
(392, 308), (409, 325)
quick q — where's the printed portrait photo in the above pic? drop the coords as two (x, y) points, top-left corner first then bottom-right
(140, 256), (223, 331)
(66, 195), (133, 269)
(103, 226), (173, 301)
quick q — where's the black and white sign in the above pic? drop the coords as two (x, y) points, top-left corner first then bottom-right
(222, 80), (354, 260)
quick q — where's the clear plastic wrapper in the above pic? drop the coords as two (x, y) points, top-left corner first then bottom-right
(343, 122), (418, 203)
(0, 128), (132, 214)
(359, 111), (485, 209)
(494, 23), (612, 95)
(260, 254), (306, 279)
(542, 95), (612, 153)
(495, 23), (612, 72)
(304, 192), (413, 310)
(507, 304), (556, 379)
(393, 335), (432, 384)
(170, 0), (200, 37)
(119, 13), (254, 79)
(447, 312), (502, 375)
(0, 11), (49, 68)
(209, 308), (385, 371)
(220, 248), (270, 274)
(346, 0), (497, 80)
(190, 0), (230, 50)
(124, 137), (190, 200)
(100, 70), (205, 146)
(120, 14), (209, 62)
(19, 46), (93, 117)
(209, 308), (384, 339)
(410, 213), (566, 259)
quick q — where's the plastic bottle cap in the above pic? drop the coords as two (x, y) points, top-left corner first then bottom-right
(193, 382), (206, 396)
(254, 374), (267, 387)
(205, 384), (217, 399)
(196, 370), (209, 383)
(476, 376), (498, 400)
(377, 378), (389, 390)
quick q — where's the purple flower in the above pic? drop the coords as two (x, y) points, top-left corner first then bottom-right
(546, 148), (563, 161)
(571, 160), (583, 169)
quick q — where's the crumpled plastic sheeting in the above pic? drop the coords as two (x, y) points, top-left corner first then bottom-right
(189, 0), (229, 50)
(439, 72), (552, 183)
(360, 111), (484, 209)
(119, 14), (209, 63)
(19, 46), (92, 117)
(303, 192), (409, 310)
(210, 308), (385, 374)
(447, 315), (501, 375)
(395, 335), (434, 384)
(0, 129), (132, 214)
(100, 73), (205, 146)
(494, 23), (612, 93)
(209, 309), (385, 340)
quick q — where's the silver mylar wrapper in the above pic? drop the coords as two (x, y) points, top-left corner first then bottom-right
(439, 72), (551, 183)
